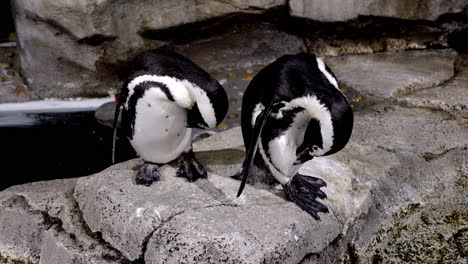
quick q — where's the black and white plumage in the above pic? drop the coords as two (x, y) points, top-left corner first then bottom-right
(113, 49), (228, 185)
(235, 52), (353, 220)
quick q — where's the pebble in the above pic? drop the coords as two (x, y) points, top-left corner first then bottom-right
(217, 123), (229, 130)
(14, 85), (24, 96)
(242, 76), (253, 81)
(4, 51), (14, 58)
(0, 62), (13, 69)
(227, 113), (239, 120)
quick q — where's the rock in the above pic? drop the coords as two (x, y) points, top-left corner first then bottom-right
(326, 50), (457, 99)
(73, 151), (363, 262)
(397, 54), (468, 123)
(352, 103), (468, 154)
(290, 0), (468, 22)
(94, 101), (118, 128)
(11, 0), (286, 99)
(174, 23), (306, 72)
(193, 126), (243, 152)
(0, 179), (129, 264)
(1, 57), (467, 263)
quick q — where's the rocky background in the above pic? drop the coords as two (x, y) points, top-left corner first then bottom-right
(1, 0), (468, 263)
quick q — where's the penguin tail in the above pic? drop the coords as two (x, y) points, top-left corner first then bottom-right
(237, 103), (274, 197)
(112, 92), (124, 164)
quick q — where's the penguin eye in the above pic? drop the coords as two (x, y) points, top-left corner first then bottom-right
(312, 145), (319, 151)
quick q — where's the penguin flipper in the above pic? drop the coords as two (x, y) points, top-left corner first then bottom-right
(111, 92), (125, 164)
(236, 103), (274, 197)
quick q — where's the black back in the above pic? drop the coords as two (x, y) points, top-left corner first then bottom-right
(112, 49), (228, 163)
(241, 52), (353, 156)
(124, 49), (228, 124)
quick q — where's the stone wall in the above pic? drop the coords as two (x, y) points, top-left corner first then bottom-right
(290, 0), (467, 21)
(7, 0), (468, 101)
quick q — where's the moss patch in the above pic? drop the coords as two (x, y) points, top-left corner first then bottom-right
(363, 203), (468, 263)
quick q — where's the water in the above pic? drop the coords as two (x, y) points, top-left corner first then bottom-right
(0, 110), (135, 191)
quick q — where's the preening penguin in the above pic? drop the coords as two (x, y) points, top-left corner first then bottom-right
(236, 53), (353, 220)
(113, 49), (228, 185)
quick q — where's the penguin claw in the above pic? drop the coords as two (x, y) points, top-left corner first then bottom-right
(298, 174), (327, 188)
(135, 163), (161, 186)
(176, 150), (207, 182)
(283, 174), (329, 220)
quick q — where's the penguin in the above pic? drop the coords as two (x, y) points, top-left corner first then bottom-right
(112, 49), (228, 185)
(235, 52), (353, 220)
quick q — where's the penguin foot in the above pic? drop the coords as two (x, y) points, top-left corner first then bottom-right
(135, 162), (161, 186)
(283, 174), (328, 220)
(176, 150), (207, 182)
(231, 171), (242, 181)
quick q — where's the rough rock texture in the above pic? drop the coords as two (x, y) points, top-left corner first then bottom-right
(10, 0), (286, 99)
(9, 0), (467, 101)
(0, 179), (130, 264)
(1, 50), (467, 263)
(290, 0), (468, 22)
(73, 154), (356, 262)
(326, 50), (457, 99)
(397, 54), (468, 124)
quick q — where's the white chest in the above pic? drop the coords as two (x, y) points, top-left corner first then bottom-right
(130, 90), (192, 163)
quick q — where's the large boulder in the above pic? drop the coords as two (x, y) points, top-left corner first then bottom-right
(325, 50), (457, 100)
(290, 0), (468, 22)
(0, 51), (466, 264)
(10, 0), (286, 99)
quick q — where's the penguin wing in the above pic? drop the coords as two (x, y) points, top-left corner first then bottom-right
(237, 102), (274, 197)
(111, 89), (127, 164)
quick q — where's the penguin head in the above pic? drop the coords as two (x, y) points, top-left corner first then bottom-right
(186, 81), (228, 129)
(295, 118), (325, 164)
(295, 104), (353, 164)
(187, 103), (209, 129)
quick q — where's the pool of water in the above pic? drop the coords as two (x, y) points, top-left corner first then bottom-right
(0, 110), (136, 191)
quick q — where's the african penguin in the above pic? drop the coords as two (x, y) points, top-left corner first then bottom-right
(235, 52), (353, 220)
(113, 49), (228, 185)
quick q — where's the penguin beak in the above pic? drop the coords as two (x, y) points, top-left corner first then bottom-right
(294, 148), (315, 165)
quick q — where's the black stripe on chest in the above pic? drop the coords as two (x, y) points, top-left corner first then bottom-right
(123, 81), (174, 139)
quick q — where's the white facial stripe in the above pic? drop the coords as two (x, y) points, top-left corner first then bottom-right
(182, 80), (217, 128)
(126, 75), (218, 128)
(251, 103), (265, 126)
(316, 57), (339, 89)
(126, 75), (194, 109)
(282, 96), (334, 155)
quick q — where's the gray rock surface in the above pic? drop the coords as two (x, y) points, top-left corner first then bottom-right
(0, 51), (467, 263)
(10, 0), (286, 99)
(10, 0), (466, 102)
(326, 50), (457, 100)
(290, 0), (468, 22)
(397, 54), (468, 124)
(73, 151), (356, 262)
